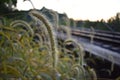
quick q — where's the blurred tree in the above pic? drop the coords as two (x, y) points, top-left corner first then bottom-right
(108, 13), (120, 32)
(0, 0), (17, 14)
(69, 18), (76, 28)
(59, 13), (70, 26)
(0, 0), (17, 7)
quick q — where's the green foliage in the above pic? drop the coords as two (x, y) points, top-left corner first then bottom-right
(59, 13), (70, 26)
(75, 13), (120, 32)
(0, 10), (96, 80)
(70, 18), (76, 28)
(0, 0), (17, 15)
(107, 13), (120, 32)
(0, 0), (17, 6)
(76, 20), (110, 31)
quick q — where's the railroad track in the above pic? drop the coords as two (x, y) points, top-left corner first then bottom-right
(72, 29), (120, 53)
(72, 29), (120, 45)
(57, 29), (120, 66)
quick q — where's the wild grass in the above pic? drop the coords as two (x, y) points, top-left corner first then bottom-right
(0, 10), (97, 80)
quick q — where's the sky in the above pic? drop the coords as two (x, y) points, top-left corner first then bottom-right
(17, 0), (120, 21)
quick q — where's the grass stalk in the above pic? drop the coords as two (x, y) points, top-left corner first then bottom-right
(29, 10), (58, 68)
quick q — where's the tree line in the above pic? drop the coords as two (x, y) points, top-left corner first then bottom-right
(70, 13), (120, 32)
(0, 0), (120, 32)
